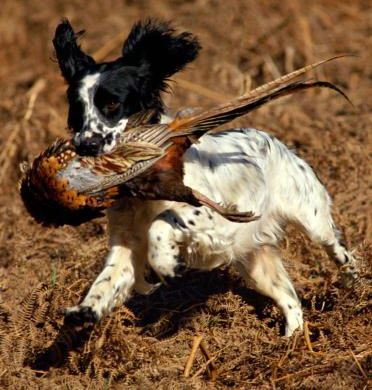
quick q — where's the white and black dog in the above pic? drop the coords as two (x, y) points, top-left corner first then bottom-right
(53, 18), (200, 155)
(54, 19), (358, 336)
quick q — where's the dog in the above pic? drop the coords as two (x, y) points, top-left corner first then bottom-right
(53, 18), (200, 155)
(54, 19), (358, 336)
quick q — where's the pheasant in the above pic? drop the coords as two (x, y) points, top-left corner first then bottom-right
(20, 56), (350, 227)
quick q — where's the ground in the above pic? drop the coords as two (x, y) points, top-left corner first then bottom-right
(0, 0), (371, 389)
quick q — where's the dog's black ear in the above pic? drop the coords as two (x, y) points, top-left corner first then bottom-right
(53, 19), (95, 83)
(121, 19), (201, 90)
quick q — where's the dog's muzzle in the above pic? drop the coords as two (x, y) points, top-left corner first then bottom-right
(73, 133), (105, 156)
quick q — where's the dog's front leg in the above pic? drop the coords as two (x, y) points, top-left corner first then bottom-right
(65, 206), (137, 325)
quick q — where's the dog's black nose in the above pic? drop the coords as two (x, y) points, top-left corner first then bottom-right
(73, 134), (103, 156)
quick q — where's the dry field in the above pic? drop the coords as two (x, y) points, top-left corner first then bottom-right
(0, 0), (371, 388)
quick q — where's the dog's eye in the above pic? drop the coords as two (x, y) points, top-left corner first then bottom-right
(105, 101), (120, 113)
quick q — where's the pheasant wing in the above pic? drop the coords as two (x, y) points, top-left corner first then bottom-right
(61, 141), (166, 195)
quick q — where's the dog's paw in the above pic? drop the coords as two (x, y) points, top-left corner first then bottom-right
(64, 305), (100, 327)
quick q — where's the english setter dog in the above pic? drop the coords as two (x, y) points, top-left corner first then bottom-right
(53, 19), (358, 336)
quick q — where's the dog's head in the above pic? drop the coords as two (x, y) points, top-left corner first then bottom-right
(53, 19), (201, 155)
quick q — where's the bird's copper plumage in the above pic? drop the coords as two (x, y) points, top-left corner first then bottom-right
(20, 56), (351, 226)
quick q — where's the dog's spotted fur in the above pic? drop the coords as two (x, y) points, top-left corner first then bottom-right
(66, 129), (358, 336)
(55, 19), (358, 336)
(53, 19), (201, 156)
(73, 73), (129, 153)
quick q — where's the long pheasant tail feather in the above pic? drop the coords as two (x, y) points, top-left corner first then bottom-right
(170, 54), (353, 135)
(304, 80), (353, 106)
(172, 80), (350, 137)
(239, 54), (354, 100)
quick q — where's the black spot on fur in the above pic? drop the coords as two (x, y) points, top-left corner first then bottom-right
(105, 132), (113, 143)
(208, 159), (218, 171)
(176, 218), (187, 228)
(95, 276), (111, 285)
(194, 209), (201, 216)
(188, 219), (195, 226)
(157, 236), (161, 241)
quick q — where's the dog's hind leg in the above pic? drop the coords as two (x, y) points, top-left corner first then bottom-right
(292, 183), (358, 287)
(236, 245), (303, 337)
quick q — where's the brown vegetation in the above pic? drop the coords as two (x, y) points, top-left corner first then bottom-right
(0, 0), (370, 388)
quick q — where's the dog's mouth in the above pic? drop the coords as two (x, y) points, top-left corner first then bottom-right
(73, 134), (104, 156)
(72, 131), (120, 156)
(72, 117), (133, 156)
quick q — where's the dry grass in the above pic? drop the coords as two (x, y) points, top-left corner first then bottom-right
(0, 0), (371, 388)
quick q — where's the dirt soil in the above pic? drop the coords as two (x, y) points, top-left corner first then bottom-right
(0, 0), (371, 389)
